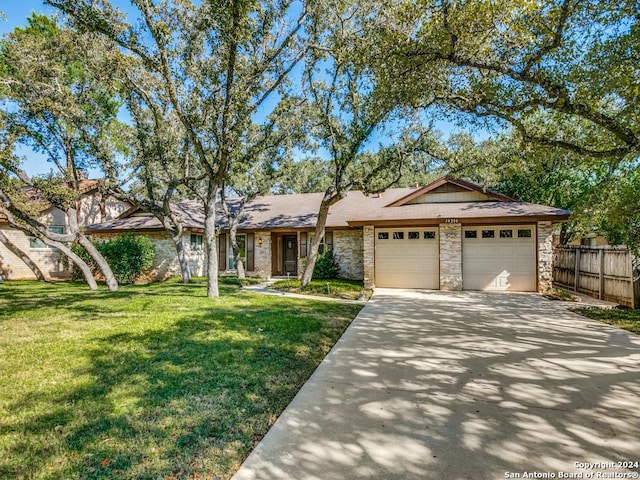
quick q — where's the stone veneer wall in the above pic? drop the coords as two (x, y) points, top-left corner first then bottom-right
(252, 231), (272, 278)
(333, 229), (364, 280)
(363, 225), (375, 289)
(439, 223), (462, 291)
(537, 221), (554, 293)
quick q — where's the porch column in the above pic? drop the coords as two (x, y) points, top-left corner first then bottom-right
(253, 231), (272, 279)
(439, 223), (463, 291)
(537, 221), (554, 293)
(363, 225), (375, 289)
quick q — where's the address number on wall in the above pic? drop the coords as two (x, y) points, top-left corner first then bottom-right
(445, 218), (459, 223)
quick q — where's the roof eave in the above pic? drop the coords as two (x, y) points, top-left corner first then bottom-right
(347, 214), (570, 227)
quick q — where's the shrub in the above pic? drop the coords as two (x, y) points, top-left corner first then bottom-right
(71, 234), (155, 285)
(312, 250), (340, 280)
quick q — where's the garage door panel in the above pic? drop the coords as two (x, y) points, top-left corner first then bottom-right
(375, 228), (439, 289)
(463, 225), (536, 292)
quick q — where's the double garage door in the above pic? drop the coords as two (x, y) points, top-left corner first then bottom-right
(375, 225), (536, 291)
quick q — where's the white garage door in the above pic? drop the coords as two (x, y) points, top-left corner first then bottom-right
(462, 225), (536, 291)
(375, 228), (439, 289)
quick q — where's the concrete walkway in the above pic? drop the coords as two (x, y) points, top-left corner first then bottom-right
(243, 283), (368, 305)
(233, 289), (640, 480)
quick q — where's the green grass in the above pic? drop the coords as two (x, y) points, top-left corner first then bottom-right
(270, 278), (371, 301)
(571, 307), (640, 334)
(0, 280), (362, 480)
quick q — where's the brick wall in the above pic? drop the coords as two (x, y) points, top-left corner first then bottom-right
(0, 227), (66, 280)
(333, 229), (364, 280)
(439, 223), (462, 291)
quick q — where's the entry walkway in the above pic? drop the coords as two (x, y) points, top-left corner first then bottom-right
(233, 289), (640, 480)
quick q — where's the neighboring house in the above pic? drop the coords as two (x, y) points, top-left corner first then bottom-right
(0, 180), (131, 280)
(553, 233), (609, 247)
(87, 177), (570, 293)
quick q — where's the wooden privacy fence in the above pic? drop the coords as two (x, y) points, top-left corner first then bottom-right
(553, 245), (640, 308)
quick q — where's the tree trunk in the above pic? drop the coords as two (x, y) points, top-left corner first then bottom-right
(204, 185), (219, 297)
(67, 208), (118, 291)
(48, 238), (99, 290)
(0, 230), (49, 282)
(76, 235), (119, 291)
(0, 206), (97, 290)
(171, 228), (191, 284)
(301, 200), (332, 287)
(228, 216), (245, 279)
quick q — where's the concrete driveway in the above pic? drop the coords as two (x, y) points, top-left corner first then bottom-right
(233, 289), (640, 480)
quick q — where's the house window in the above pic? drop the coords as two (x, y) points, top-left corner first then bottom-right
(30, 226), (65, 249)
(308, 233), (326, 254)
(378, 232), (389, 240)
(228, 234), (247, 269)
(464, 230), (477, 239)
(190, 234), (204, 251)
(518, 229), (532, 238)
(500, 229), (513, 238)
(408, 231), (420, 240)
(482, 230), (495, 238)
(423, 231), (436, 239)
(392, 231), (404, 240)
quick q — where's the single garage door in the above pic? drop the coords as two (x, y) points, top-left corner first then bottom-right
(462, 225), (536, 291)
(375, 228), (439, 289)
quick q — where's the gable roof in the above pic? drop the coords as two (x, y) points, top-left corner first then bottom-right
(385, 177), (515, 207)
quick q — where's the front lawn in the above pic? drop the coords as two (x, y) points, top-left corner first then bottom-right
(270, 278), (371, 301)
(0, 280), (362, 479)
(571, 307), (640, 335)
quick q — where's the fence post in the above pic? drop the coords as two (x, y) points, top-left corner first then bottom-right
(599, 248), (605, 300)
(574, 248), (581, 292)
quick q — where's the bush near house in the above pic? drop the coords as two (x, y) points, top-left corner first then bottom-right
(71, 234), (155, 284)
(312, 250), (340, 280)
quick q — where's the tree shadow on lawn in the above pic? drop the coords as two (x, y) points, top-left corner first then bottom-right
(0, 281), (236, 322)
(0, 294), (352, 479)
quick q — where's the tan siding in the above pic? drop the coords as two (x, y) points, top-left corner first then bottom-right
(408, 190), (492, 204)
(79, 194), (130, 225)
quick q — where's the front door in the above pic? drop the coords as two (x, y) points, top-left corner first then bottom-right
(283, 235), (297, 275)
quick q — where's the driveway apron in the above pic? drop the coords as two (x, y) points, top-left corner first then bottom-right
(233, 289), (640, 480)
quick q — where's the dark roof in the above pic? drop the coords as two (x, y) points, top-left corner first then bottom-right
(86, 178), (570, 233)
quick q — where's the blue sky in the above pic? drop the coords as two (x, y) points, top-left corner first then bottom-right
(1, 1), (480, 178)
(2, 2), (56, 175)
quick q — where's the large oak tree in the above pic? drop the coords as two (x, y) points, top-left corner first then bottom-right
(48, 0), (312, 297)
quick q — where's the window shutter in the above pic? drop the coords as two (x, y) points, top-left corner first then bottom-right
(246, 233), (255, 271)
(218, 233), (227, 271)
(325, 231), (333, 251)
(300, 232), (307, 258)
